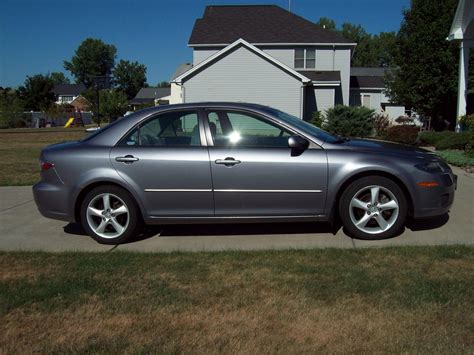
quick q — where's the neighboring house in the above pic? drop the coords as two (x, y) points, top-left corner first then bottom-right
(129, 87), (171, 111)
(170, 5), (356, 119)
(447, 0), (473, 130)
(52, 83), (86, 105)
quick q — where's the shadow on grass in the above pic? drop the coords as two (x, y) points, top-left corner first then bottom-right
(62, 213), (449, 244)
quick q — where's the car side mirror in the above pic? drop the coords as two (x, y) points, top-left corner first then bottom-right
(288, 135), (309, 150)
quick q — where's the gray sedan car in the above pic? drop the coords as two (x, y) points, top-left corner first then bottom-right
(33, 103), (456, 244)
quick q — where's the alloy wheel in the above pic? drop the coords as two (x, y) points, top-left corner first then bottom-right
(86, 193), (130, 239)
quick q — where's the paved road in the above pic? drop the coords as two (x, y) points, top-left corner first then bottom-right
(1, 166), (473, 252)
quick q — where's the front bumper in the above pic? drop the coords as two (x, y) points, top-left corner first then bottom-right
(412, 173), (457, 219)
(33, 181), (75, 222)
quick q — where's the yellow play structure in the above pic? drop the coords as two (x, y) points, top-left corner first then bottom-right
(64, 117), (75, 128)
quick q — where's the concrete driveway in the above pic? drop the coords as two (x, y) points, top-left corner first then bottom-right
(1, 166), (473, 252)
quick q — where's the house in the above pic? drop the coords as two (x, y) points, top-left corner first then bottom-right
(349, 67), (406, 121)
(129, 87), (171, 111)
(447, 0), (473, 131)
(170, 5), (356, 119)
(52, 83), (86, 105)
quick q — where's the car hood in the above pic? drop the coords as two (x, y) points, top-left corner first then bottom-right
(330, 138), (437, 158)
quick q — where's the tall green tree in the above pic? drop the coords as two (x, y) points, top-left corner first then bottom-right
(113, 59), (147, 99)
(84, 89), (128, 123)
(316, 17), (336, 30)
(49, 72), (70, 84)
(157, 81), (170, 88)
(0, 88), (25, 128)
(18, 74), (55, 111)
(385, 0), (459, 126)
(64, 38), (117, 88)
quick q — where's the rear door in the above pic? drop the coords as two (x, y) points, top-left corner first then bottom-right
(204, 109), (328, 217)
(110, 109), (214, 217)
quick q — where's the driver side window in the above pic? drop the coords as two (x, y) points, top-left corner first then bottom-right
(207, 110), (291, 148)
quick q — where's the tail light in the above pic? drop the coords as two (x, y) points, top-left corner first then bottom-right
(40, 161), (55, 171)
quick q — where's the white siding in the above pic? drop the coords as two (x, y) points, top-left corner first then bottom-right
(170, 83), (183, 104)
(261, 48), (294, 67)
(315, 48), (334, 71)
(315, 87), (335, 115)
(184, 46), (303, 117)
(350, 89), (391, 113)
(334, 48), (351, 105)
(193, 48), (221, 65)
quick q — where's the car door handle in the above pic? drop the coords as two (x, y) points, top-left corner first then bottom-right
(115, 155), (139, 164)
(215, 157), (241, 166)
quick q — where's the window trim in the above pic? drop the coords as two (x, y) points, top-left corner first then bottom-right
(294, 48), (316, 70)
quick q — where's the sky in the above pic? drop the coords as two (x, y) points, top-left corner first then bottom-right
(0, 0), (411, 88)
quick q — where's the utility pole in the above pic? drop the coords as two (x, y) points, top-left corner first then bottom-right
(288, 0), (291, 12)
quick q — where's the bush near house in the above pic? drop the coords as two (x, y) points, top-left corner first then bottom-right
(384, 125), (419, 145)
(436, 150), (474, 167)
(434, 132), (469, 150)
(324, 105), (375, 137)
(310, 111), (323, 128)
(418, 131), (455, 146)
(462, 114), (474, 156)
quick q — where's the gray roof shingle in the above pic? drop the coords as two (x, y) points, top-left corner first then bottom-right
(134, 87), (171, 100)
(189, 5), (354, 45)
(297, 70), (340, 82)
(52, 83), (86, 96)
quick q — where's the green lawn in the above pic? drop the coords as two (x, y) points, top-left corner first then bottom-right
(436, 149), (474, 167)
(1, 246), (473, 353)
(0, 128), (86, 185)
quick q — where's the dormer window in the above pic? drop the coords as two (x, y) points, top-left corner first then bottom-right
(294, 49), (316, 69)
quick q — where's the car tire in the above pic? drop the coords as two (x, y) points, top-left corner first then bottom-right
(339, 176), (407, 240)
(80, 185), (141, 245)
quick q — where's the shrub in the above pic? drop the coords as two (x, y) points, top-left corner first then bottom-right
(434, 132), (469, 150)
(395, 115), (414, 125)
(418, 131), (455, 146)
(437, 150), (474, 167)
(462, 114), (474, 156)
(385, 125), (419, 144)
(324, 105), (375, 137)
(373, 114), (390, 137)
(310, 111), (323, 127)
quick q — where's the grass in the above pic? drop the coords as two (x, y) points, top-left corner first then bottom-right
(436, 149), (474, 167)
(1, 246), (473, 353)
(0, 127), (86, 185)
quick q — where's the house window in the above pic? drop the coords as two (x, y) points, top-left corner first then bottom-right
(362, 94), (371, 108)
(60, 96), (73, 103)
(294, 49), (316, 69)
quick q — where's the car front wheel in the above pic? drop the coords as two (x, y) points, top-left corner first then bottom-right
(80, 185), (141, 244)
(339, 176), (407, 240)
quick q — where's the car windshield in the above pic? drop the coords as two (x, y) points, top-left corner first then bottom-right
(265, 108), (338, 144)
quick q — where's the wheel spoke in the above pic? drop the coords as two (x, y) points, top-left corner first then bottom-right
(375, 214), (389, 231)
(96, 220), (108, 234)
(87, 206), (103, 217)
(370, 187), (380, 204)
(378, 200), (398, 211)
(355, 213), (372, 228)
(102, 194), (111, 210)
(351, 198), (368, 211)
(112, 205), (128, 216)
(109, 217), (124, 234)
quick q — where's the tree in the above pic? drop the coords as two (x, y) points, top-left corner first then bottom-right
(316, 17), (336, 30)
(84, 89), (128, 123)
(49, 72), (70, 84)
(0, 88), (25, 128)
(113, 59), (147, 99)
(157, 81), (170, 88)
(385, 0), (459, 127)
(64, 38), (117, 88)
(18, 74), (55, 111)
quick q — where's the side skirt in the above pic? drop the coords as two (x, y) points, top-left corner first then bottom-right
(145, 215), (329, 225)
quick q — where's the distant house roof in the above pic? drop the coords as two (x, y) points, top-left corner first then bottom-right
(134, 87), (171, 100)
(52, 83), (86, 96)
(350, 67), (386, 89)
(297, 71), (340, 83)
(171, 63), (193, 81)
(189, 5), (354, 46)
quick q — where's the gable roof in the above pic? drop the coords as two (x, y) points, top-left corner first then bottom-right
(173, 38), (311, 84)
(350, 67), (386, 89)
(171, 63), (193, 81)
(297, 70), (340, 83)
(189, 5), (354, 46)
(52, 83), (86, 96)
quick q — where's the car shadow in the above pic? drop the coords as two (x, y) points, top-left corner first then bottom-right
(62, 213), (450, 244)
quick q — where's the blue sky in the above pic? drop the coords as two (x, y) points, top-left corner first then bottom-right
(0, 0), (410, 88)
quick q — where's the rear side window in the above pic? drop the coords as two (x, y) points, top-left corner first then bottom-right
(120, 110), (200, 147)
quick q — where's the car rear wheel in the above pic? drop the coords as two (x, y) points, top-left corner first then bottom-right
(80, 185), (141, 244)
(339, 176), (407, 240)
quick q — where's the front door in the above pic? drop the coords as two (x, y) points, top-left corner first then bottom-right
(110, 109), (214, 217)
(205, 110), (328, 216)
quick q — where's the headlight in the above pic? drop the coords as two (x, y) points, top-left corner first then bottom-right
(415, 161), (449, 173)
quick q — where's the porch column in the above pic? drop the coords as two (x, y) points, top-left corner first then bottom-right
(456, 42), (470, 132)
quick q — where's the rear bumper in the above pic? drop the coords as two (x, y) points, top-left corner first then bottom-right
(412, 173), (457, 219)
(32, 182), (75, 222)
